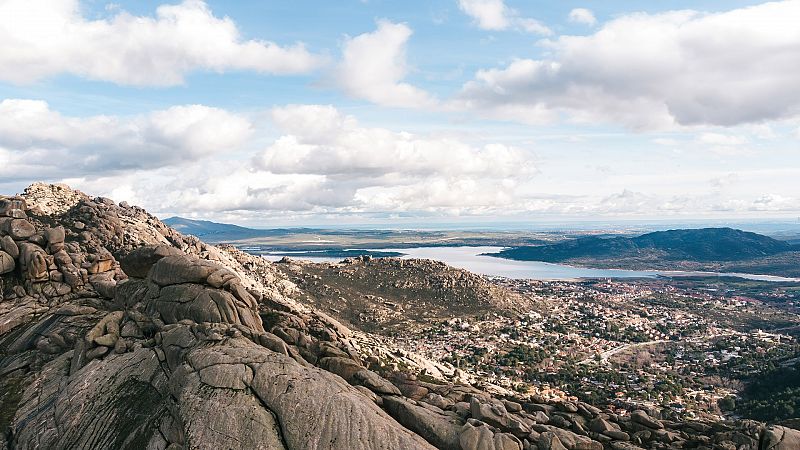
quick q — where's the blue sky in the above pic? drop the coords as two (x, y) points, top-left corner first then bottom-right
(1, 0), (799, 226)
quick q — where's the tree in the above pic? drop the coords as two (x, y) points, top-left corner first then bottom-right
(718, 396), (736, 411)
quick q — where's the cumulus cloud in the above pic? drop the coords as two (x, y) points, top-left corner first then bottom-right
(568, 8), (596, 26)
(336, 20), (435, 108)
(456, 1), (800, 129)
(247, 104), (536, 212)
(0, 0), (321, 86)
(0, 99), (536, 215)
(0, 99), (252, 179)
(457, 0), (551, 34)
(256, 104), (528, 178)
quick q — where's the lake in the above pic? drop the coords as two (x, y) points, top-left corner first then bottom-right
(260, 246), (800, 282)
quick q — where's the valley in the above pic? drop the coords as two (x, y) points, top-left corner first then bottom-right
(276, 255), (800, 424)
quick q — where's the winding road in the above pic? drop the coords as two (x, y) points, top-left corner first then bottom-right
(579, 339), (671, 365)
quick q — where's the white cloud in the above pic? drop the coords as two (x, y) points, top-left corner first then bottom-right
(252, 104), (535, 213)
(257, 104), (528, 178)
(458, 0), (551, 34)
(456, 1), (800, 129)
(696, 132), (753, 155)
(651, 138), (680, 146)
(336, 20), (435, 108)
(751, 193), (794, 210)
(698, 133), (747, 147)
(0, 0), (321, 86)
(568, 8), (596, 26)
(0, 99), (252, 179)
(0, 100), (536, 215)
(4, 99), (797, 221)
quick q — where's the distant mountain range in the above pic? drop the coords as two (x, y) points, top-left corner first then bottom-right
(161, 217), (549, 249)
(490, 227), (798, 263)
(163, 217), (298, 241)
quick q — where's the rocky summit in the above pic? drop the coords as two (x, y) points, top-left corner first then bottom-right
(0, 183), (798, 450)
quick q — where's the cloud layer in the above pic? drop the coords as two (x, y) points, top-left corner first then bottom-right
(457, 1), (800, 129)
(259, 105), (525, 177)
(252, 104), (532, 212)
(0, 99), (252, 179)
(0, 0), (321, 86)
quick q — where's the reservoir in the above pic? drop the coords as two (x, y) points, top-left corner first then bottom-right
(258, 246), (800, 282)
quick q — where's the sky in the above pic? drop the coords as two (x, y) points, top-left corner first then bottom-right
(1, 0), (799, 227)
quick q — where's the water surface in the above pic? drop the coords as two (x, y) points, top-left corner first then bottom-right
(260, 246), (800, 282)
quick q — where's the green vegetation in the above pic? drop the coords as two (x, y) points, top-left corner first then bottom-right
(736, 363), (800, 422)
(488, 228), (800, 278)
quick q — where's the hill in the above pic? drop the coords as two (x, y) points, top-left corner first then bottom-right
(273, 256), (533, 335)
(489, 228), (800, 276)
(162, 216), (294, 241)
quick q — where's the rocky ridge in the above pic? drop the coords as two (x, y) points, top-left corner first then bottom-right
(272, 255), (533, 335)
(0, 183), (797, 450)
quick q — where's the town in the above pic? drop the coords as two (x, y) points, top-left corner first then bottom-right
(382, 276), (800, 421)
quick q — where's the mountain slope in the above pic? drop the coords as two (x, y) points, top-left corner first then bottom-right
(492, 227), (796, 263)
(162, 216), (293, 241)
(274, 256), (533, 335)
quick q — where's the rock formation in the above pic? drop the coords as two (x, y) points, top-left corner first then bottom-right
(0, 183), (798, 450)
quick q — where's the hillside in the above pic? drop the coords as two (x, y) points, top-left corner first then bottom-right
(163, 216), (295, 241)
(273, 256), (533, 335)
(490, 228), (800, 276)
(0, 184), (797, 450)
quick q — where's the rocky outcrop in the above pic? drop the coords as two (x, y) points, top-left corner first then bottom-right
(272, 256), (535, 336)
(0, 184), (794, 450)
(762, 426), (800, 450)
(0, 185), (435, 450)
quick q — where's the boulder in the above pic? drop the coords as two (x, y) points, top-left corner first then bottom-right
(0, 250), (14, 274)
(538, 432), (568, 450)
(459, 423), (523, 450)
(0, 235), (19, 258)
(0, 218), (36, 239)
(0, 197), (26, 216)
(471, 397), (510, 428)
(249, 346), (437, 449)
(630, 410), (663, 430)
(353, 369), (402, 395)
(383, 396), (462, 450)
(590, 417), (622, 436)
(44, 226), (65, 252)
(88, 258), (114, 274)
(459, 422), (496, 450)
(504, 400), (523, 413)
(207, 268), (238, 288)
(399, 383), (429, 400)
(761, 426), (800, 450)
(149, 255), (220, 286)
(494, 433), (523, 450)
(18, 242), (48, 280)
(149, 283), (264, 332)
(424, 393), (455, 410)
(120, 245), (184, 278)
(318, 356), (363, 382)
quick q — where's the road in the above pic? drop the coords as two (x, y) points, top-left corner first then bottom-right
(579, 340), (671, 365)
